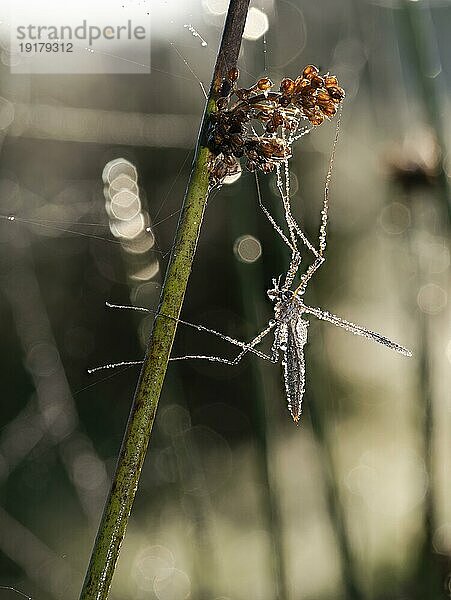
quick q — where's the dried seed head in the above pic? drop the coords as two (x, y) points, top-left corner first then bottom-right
(230, 133), (244, 147)
(259, 141), (274, 158)
(208, 64), (345, 184)
(270, 139), (289, 158)
(225, 155), (238, 166)
(246, 148), (259, 161)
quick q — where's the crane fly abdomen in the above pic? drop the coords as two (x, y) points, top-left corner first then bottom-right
(282, 318), (309, 423)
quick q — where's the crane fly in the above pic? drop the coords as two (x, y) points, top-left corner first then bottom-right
(90, 115), (412, 423)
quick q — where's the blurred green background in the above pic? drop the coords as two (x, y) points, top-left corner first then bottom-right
(0, 0), (450, 599)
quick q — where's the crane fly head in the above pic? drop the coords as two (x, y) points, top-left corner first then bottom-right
(267, 276), (294, 303)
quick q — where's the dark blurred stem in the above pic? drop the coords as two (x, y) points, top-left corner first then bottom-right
(229, 186), (288, 600)
(78, 2), (250, 598)
(405, 195), (444, 599)
(308, 391), (363, 600)
(395, 3), (450, 593)
(414, 291), (438, 597)
(396, 2), (451, 222)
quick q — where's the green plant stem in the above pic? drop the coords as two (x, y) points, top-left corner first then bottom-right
(405, 192), (444, 600)
(79, 2), (250, 598)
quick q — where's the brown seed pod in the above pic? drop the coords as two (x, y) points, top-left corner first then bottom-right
(327, 85), (345, 103)
(257, 77), (273, 91)
(299, 84), (313, 96)
(246, 148), (259, 161)
(230, 133), (244, 147)
(216, 97), (228, 110)
(225, 154), (238, 166)
(308, 112), (324, 126)
(316, 91), (332, 103)
(310, 75), (325, 88)
(325, 75), (338, 87)
(319, 102), (337, 117)
(280, 78), (295, 96)
(294, 76), (309, 93)
(227, 67), (240, 82)
(234, 108), (249, 121)
(302, 64), (319, 80)
(297, 96), (315, 110)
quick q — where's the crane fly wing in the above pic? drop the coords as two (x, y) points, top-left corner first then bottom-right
(282, 319), (308, 423)
(302, 304), (412, 357)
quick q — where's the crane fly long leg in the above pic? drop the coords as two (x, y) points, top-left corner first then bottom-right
(170, 321), (278, 364)
(302, 304), (412, 357)
(295, 112), (342, 296)
(88, 303), (278, 373)
(255, 172), (296, 253)
(275, 161), (319, 257)
(255, 172), (302, 290)
(106, 301), (272, 360)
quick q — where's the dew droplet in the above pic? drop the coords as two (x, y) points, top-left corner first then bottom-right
(183, 23), (208, 47)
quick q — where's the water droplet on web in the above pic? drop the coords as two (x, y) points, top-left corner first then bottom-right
(183, 23), (208, 47)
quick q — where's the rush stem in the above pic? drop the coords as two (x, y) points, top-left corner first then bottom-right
(78, 2), (251, 599)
